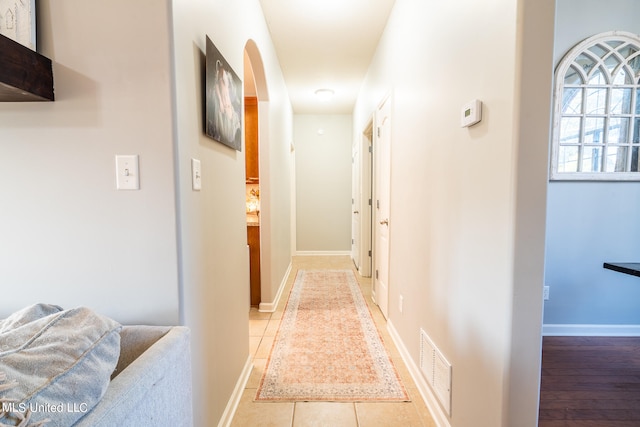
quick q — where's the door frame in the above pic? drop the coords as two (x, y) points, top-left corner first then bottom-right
(352, 118), (374, 277)
(244, 40), (269, 308)
(372, 94), (392, 318)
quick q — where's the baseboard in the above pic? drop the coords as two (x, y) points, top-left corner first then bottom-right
(294, 250), (351, 256)
(258, 261), (292, 313)
(218, 355), (253, 427)
(543, 323), (640, 336)
(387, 320), (451, 427)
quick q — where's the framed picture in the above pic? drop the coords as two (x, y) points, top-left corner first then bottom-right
(0, 0), (37, 50)
(205, 35), (242, 151)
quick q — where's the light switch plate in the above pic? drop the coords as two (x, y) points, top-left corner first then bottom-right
(115, 155), (140, 190)
(191, 158), (202, 191)
(461, 99), (482, 127)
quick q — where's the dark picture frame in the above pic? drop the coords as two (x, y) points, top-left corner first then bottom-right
(205, 36), (242, 151)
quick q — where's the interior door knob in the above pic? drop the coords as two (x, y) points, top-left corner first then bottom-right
(379, 219), (389, 226)
(353, 211), (359, 214)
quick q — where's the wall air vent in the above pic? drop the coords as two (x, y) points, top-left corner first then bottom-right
(420, 329), (452, 416)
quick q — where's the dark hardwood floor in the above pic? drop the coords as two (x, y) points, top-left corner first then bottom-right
(539, 336), (640, 426)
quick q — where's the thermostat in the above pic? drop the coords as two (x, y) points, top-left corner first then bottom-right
(460, 99), (482, 127)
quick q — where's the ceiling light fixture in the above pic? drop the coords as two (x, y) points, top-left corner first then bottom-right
(314, 88), (335, 101)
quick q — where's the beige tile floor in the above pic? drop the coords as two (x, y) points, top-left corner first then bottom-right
(231, 256), (437, 427)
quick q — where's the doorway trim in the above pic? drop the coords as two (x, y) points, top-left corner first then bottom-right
(372, 94), (392, 319)
(244, 39), (269, 308)
(351, 117), (373, 277)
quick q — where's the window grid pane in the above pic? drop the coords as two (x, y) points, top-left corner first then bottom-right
(582, 146), (603, 172)
(629, 55), (640, 76)
(607, 117), (630, 144)
(612, 68), (632, 85)
(588, 67), (608, 85)
(562, 87), (582, 114)
(584, 117), (604, 143)
(610, 88), (632, 114)
(585, 87), (607, 114)
(605, 146), (628, 172)
(553, 33), (640, 179)
(560, 117), (581, 147)
(576, 53), (596, 75)
(558, 146), (579, 172)
(564, 66), (583, 85)
(632, 147), (640, 171)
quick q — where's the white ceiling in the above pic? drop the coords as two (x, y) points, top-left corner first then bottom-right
(257, 0), (396, 114)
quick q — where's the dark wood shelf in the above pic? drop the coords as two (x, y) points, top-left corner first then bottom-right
(0, 33), (54, 102)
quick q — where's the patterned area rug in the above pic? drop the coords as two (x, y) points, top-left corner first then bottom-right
(255, 269), (409, 402)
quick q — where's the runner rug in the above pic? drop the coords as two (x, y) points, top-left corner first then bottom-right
(255, 269), (409, 402)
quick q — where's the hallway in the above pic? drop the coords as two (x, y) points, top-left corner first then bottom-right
(231, 256), (436, 426)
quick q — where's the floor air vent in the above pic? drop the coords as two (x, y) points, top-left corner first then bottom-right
(420, 329), (452, 416)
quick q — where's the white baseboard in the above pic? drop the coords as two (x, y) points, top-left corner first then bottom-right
(387, 320), (451, 427)
(258, 261), (292, 313)
(294, 250), (351, 256)
(218, 355), (253, 427)
(543, 323), (640, 336)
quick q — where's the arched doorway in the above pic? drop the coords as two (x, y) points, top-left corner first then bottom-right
(243, 40), (269, 307)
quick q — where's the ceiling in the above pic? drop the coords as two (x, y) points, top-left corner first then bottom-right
(256, 0), (397, 114)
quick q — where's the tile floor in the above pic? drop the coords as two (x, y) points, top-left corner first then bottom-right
(231, 255), (437, 427)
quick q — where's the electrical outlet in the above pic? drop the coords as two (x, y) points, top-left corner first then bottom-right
(543, 286), (550, 301)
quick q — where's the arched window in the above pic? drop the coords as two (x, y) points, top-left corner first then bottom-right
(551, 31), (640, 180)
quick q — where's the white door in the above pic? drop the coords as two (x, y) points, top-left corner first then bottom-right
(374, 96), (391, 319)
(351, 144), (361, 270)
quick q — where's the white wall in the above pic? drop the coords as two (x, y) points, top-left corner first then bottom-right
(170, 0), (293, 424)
(294, 115), (352, 253)
(257, 99), (294, 305)
(353, 0), (553, 425)
(0, 1), (293, 425)
(0, 0), (179, 324)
